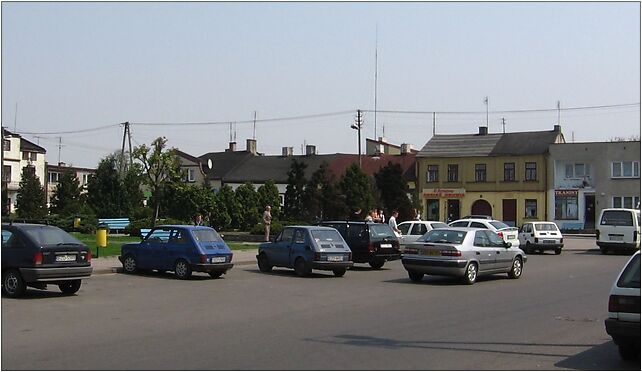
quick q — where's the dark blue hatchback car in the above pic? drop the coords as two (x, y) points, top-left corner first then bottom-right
(119, 225), (233, 279)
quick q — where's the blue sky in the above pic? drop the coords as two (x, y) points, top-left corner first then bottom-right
(2, 2), (640, 168)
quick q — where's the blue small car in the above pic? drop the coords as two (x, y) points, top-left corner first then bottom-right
(119, 225), (233, 279)
(257, 226), (353, 277)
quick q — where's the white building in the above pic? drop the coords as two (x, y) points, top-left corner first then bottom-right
(2, 129), (47, 213)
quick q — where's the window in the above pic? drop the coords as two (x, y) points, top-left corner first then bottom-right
(48, 172), (60, 183)
(521, 224), (532, 233)
(525, 199), (537, 218)
(294, 229), (306, 244)
(504, 163), (515, 181)
(612, 161), (640, 178)
(613, 196), (640, 209)
(82, 174), (89, 185)
(2, 165), (10, 182)
(565, 163), (591, 178)
(475, 164), (487, 182)
(3, 139), (10, 151)
(399, 223), (411, 235)
(555, 194), (578, 220)
(447, 164), (459, 182)
(427, 165), (438, 182)
(186, 168), (196, 183)
(470, 222), (486, 228)
(410, 223), (428, 236)
(146, 228), (171, 243)
(450, 221), (469, 227)
(474, 231), (491, 247)
(21, 152), (37, 161)
(427, 199), (439, 221)
(279, 228), (294, 243)
(525, 162), (537, 181)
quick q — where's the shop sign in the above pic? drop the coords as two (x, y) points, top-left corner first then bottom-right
(555, 189), (578, 197)
(423, 188), (466, 199)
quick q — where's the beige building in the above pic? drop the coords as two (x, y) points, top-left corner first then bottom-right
(45, 163), (96, 207)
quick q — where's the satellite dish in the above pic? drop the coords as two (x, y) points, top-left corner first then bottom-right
(207, 159), (213, 169)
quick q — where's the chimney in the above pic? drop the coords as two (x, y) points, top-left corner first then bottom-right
(246, 139), (257, 155)
(225, 142), (237, 152)
(305, 145), (317, 156)
(478, 126), (488, 135)
(554, 124), (562, 132)
(282, 147), (293, 157)
(401, 143), (413, 154)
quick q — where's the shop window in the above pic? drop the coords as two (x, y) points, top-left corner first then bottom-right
(555, 195), (578, 220)
(525, 199), (537, 218)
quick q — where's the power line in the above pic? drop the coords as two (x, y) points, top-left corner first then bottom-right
(131, 110), (355, 126)
(16, 123), (120, 135)
(362, 102), (640, 115)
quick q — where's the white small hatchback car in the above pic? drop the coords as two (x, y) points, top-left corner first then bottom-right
(518, 221), (564, 254)
(449, 219), (520, 249)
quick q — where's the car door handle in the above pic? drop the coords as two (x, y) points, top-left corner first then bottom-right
(496, 251), (501, 254)
(476, 251), (480, 255)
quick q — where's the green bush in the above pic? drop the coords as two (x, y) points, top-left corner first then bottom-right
(47, 214), (97, 234)
(125, 217), (191, 237)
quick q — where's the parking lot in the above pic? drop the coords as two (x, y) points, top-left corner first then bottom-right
(1, 237), (640, 370)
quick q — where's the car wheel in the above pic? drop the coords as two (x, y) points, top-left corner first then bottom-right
(408, 270), (424, 282)
(122, 255), (138, 274)
(332, 268), (346, 277)
(58, 280), (82, 294)
(208, 271), (224, 279)
(463, 262), (478, 285)
(368, 258), (385, 269)
(618, 344), (639, 361)
(2, 269), (26, 298)
(600, 247), (608, 255)
(508, 257), (523, 279)
(257, 253), (273, 273)
(174, 259), (192, 280)
(554, 248), (562, 255)
(294, 258), (311, 277)
(524, 242), (533, 254)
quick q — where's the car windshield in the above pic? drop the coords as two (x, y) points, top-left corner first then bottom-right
(490, 221), (510, 230)
(601, 211), (634, 226)
(192, 229), (223, 243)
(369, 224), (396, 239)
(535, 223), (558, 231)
(311, 230), (343, 243)
(422, 229), (467, 244)
(22, 225), (83, 246)
(617, 254), (640, 289)
(430, 223), (448, 229)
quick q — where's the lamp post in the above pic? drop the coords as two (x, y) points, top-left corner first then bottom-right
(351, 109), (363, 168)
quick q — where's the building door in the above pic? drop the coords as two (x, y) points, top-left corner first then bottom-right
(471, 199), (492, 217)
(447, 200), (460, 223)
(585, 195), (596, 229)
(502, 199), (517, 227)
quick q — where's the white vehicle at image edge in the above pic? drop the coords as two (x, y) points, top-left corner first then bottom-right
(448, 218), (520, 248)
(398, 221), (448, 250)
(596, 208), (641, 255)
(604, 251), (640, 361)
(518, 221), (564, 255)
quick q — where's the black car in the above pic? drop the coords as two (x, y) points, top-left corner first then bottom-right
(318, 221), (400, 269)
(1, 223), (93, 297)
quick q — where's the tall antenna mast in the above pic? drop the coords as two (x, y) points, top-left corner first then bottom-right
(229, 122), (233, 143)
(253, 111), (257, 140)
(432, 112), (436, 136)
(374, 23), (378, 140)
(57, 137), (63, 164)
(484, 96), (489, 130)
(13, 103), (18, 131)
(557, 100), (561, 124)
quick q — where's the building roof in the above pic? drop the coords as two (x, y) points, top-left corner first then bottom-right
(2, 128), (46, 153)
(327, 153), (417, 181)
(222, 154), (340, 183)
(46, 163), (96, 173)
(198, 151), (256, 180)
(417, 127), (564, 158)
(175, 149), (202, 165)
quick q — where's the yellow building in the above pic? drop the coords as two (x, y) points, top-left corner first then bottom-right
(416, 126), (565, 227)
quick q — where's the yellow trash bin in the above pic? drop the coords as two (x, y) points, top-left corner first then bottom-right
(73, 217), (81, 228)
(96, 224), (108, 248)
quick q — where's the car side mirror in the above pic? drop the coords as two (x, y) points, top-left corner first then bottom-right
(504, 241), (512, 248)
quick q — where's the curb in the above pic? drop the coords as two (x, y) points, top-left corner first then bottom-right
(91, 260), (258, 276)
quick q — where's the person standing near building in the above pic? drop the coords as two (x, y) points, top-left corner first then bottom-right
(263, 205), (272, 242)
(389, 210), (401, 237)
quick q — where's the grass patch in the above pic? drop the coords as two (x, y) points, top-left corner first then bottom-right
(71, 232), (260, 257)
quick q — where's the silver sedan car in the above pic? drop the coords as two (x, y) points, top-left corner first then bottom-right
(402, 227), (527, 284)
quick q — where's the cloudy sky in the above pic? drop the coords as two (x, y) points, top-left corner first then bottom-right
(2, 2), (640, 168)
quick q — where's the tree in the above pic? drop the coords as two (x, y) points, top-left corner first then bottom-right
(374, 162), (413, 221)
(132, 137), (182, 225)
(15, 166), (47, 219)
(339, 163), (374, 218)
(1, 181), (9, 216)
(86, 156), (126, 218)
(235, 182), (260, 230)
(49, 169), (83, 216)
(257, 180), (281, 220)
(284, 159), (307, 220)
(164, 184), (215, 223)
(302, 162), (346, 221)
(213, 185), (239, 230)
(122, 164), (145, 218)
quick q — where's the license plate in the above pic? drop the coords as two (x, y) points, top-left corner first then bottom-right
(327, 255), (344, 262)
(380, 244), (392, 248)
(422, 250), (440, 256)
(211, 257), (226, 263)
(56, 254), (76, 262)
(609, 235), (623, 241)
(543, 240), (556, 244)
(507, 235), (516, 240)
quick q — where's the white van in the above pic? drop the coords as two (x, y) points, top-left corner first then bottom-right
(596, 208), (641, 254)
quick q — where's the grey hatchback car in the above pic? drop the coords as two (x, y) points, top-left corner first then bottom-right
(402, 227), (527, 284)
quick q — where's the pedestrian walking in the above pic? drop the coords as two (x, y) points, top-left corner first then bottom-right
(413, 208), (421, 221)
(263, 205), (272, 242)
(389, 210), (401, 237)
(365, 210), (375, 223)
(194, 213), (203, 226)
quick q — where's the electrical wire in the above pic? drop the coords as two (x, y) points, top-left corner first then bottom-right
(131, 110), (355, 126)
(362, 102), (640, 115)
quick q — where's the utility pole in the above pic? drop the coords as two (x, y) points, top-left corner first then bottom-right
(120, 122), (132, 173)
(501, 117), (506, 134)
(57, 137), (63, 165)
(351, 109), (363, 168)
(484, 96), (489, 130)
(374, 23), (378, 140)
(432, 112), (436, 136)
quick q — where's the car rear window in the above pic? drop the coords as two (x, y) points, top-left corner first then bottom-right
(192, 229), (223, 243)
(311, 230), (343, 243)
(430, 223), (448, 229)
(423, 230), (467, 244)
(601, 211), (634, 226)
(369, 224), (396, 239)
(22, 226), (83, 246)
(490, 221), (510, 230)
(617, 254), (640, 289)
(534, 223), (559, 231)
